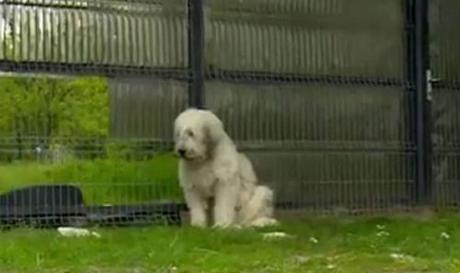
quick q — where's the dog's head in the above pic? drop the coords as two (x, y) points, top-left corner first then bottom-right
(173, 108), (225, 162)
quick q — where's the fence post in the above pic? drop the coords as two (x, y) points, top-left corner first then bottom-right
(412, 0), (431, 204)
(187, 0), (205, 109)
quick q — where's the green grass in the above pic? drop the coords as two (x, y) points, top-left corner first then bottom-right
(0, 153), (182, 204)
(2, 214), (460, 273)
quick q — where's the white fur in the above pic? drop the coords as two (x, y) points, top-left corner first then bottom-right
(174, 108), (278, 228)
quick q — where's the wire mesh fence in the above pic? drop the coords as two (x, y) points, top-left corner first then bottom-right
(0, 0), (458, 228)
(203, 0), (415, 213)
(0, 0), (189, 228)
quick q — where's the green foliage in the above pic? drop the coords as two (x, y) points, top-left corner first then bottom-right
(0, 75), (109, 139)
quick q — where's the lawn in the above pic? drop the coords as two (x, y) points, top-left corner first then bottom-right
(0, 153), (182, 204)
(1, 213), (460, 273)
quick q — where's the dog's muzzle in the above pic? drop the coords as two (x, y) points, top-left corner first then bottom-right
(177, 149), (186, 158)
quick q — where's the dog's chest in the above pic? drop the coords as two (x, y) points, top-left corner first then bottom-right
(182, 165), (216, 197)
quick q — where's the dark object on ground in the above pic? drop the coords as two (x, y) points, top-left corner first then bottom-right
(0, 184), (182, 229)
(0, 184), (86, 228)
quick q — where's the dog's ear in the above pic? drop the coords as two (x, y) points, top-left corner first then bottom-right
(202, 112), (225, 154)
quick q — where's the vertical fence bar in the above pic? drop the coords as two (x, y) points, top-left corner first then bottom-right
(411, 0), (431, 204)
(187, 0), (205, 108)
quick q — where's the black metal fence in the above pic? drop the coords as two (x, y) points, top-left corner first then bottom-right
(0, 0), (458, 227)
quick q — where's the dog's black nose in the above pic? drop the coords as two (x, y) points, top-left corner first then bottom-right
(177, 149), (186, 157)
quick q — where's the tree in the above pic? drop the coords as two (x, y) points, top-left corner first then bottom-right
(0, 3), (111, 160)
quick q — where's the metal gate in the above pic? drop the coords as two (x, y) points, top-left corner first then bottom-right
(430, 0), (460, 208)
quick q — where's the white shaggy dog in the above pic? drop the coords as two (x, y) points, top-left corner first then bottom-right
(174, 108), (278, 228)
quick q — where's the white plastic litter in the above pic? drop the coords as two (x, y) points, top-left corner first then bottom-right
(57, 227), (101, 238)
(390, 253), (414, 262)
(440, 232), (450, 239)
(262, 232), (292, 240)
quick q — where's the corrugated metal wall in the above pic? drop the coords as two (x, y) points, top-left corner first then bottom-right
(430, 0), (460, 206)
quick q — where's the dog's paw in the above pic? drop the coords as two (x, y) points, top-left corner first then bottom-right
(249, 218), (279, 228)
(212, 223), (241, 230)
(190, 220), (208, 228)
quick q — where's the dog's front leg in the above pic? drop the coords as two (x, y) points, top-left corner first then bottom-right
(213, 181), (239, 228)
(184, 189), (207, 227)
